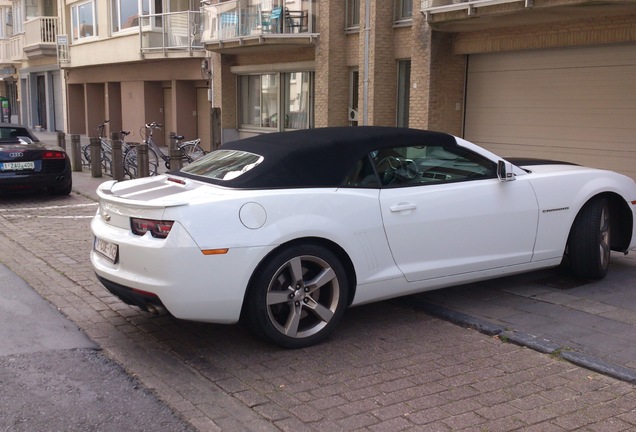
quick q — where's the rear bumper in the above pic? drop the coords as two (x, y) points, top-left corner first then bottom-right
(0, 168), (72, 190)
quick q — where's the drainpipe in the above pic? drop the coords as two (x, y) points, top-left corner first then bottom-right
(362, 0), (371, 125)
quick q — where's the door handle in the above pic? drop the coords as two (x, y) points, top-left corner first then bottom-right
(390, 202), (417, 212)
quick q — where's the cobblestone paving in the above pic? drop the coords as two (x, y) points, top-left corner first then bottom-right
(1, 190), (635, 431)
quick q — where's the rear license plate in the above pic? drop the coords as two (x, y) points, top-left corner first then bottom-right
(0, 161), (35, 171)
(94, 237), (119, 264)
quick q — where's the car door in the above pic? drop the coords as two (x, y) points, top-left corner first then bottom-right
(376, 144), (539, 282)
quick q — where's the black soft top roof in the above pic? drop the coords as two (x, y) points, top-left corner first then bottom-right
(194, 127), (456, 188)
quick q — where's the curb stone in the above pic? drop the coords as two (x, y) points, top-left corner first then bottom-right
(404, 297), (636, 385)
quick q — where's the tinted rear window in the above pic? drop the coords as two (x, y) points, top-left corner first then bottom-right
(180, 150), (264, 181)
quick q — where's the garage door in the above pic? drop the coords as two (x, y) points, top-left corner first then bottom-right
(464, 44), (636, 180)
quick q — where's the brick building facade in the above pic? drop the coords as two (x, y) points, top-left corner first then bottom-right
(204, 0), (636, 180)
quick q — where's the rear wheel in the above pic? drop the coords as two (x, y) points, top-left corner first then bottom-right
(568, 197), (611, 279)
(123, 147), (159, 179)
(50, 179), (72, 195)
(179, 142), (205, 164)
(243, 244), (349, 348)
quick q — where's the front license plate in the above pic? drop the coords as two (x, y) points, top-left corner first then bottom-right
(94, 237), (119, 264)
(0, 161), (35, 171)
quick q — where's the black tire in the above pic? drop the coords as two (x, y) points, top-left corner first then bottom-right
(568, 197), (611, 279)
(243, 244), (349, 348)
(50, 179), (72, 195)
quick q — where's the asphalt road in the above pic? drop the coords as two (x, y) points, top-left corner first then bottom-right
(0, 263), (194, 432)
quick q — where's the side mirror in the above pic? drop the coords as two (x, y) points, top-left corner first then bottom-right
(497, 160), (515, 182)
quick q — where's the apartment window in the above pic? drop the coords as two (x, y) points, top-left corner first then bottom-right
(139, 0), (163, 29)
(112, 0), (141, 32)
(110, 0), (164, 32)
(71, 1), (97, 41)
(12, 0), (24, 33)
(346, 0), (360, 31)
(349, 68), (359, 126)
(394, 0), (413, 23)
(0, 9), (7, 38)
(25, 0), (37, 19)
(239, 72), (313, 131)
(397, 60), (411, 128)
(283, 72), (312, 130)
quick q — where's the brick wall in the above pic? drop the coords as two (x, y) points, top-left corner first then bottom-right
(211, 0), (636, 138)
(315, 0), (348, 127)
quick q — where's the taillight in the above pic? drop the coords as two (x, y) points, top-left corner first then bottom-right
(130, 218), (174, 239)
(42, 150), (66, 159)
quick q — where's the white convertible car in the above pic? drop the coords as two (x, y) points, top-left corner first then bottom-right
(91, 127), (636, 348)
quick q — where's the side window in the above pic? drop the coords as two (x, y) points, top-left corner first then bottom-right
(71, 0), (97, 41)
(343, 155), (379, 188)
(370, 144), (496, 187)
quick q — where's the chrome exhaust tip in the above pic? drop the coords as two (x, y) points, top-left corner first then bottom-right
(145, 303), (168, 315)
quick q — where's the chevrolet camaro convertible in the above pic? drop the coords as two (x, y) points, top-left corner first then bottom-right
(91, 127), (636, 348)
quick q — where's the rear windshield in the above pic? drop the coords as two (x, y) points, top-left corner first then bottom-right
(180, 149), (264, 181)
(0, 127), (35, 143)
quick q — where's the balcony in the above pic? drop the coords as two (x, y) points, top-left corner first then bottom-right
(0, 38), (19, 64)
(202, 0), (318, 53)
(421, 0), (635, 31)
(140, 10), (205, 55)
(23, 16), (57, 58)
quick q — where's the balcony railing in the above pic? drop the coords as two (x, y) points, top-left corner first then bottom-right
(21, 16), (58, 58)
(24, 16), (57, 46)
(140, 10), (204, 54)
(9, 34), (25, 62)
(202, 0), (316, 43)
(0, 39), (11, 63)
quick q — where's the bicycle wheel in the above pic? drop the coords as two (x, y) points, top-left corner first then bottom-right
(81, 144), (91, 167)
(101, 147), (112, 176)
(179, 142), (206, 164)
(124, 146), (160, 179)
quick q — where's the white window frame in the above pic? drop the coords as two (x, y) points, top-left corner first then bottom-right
(239, 71), (314, 131)
(71, 0), (97, 42)
(139, 0), (163, 31)
(111, 0), (142, 34)
(12, 0), (24, 34)
(109, 0), (164, 35)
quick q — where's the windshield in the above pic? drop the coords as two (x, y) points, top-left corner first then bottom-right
(180, 150), (264, 181)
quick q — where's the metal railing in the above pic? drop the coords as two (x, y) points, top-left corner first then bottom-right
(202, 0), (315, 43)
(140, 10), (204, 53)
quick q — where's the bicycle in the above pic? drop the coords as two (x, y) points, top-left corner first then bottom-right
(81, 120), (131, 176)
(123, 122), (205, 179)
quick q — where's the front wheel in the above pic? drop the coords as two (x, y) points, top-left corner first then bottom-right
(242, 244), (349, 348)
(568, 197), (611, 279)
